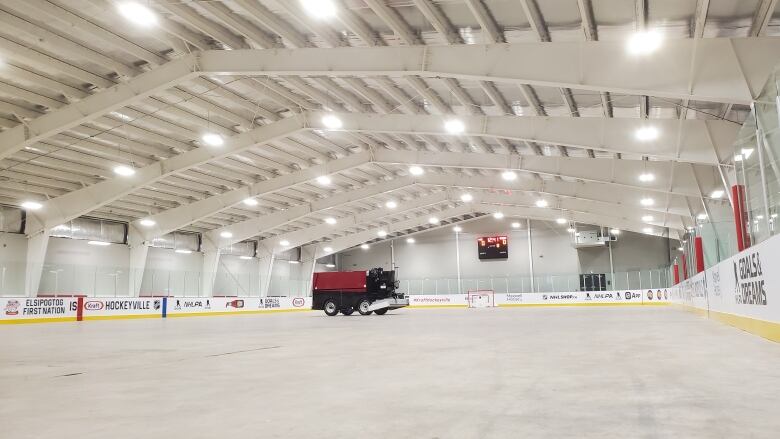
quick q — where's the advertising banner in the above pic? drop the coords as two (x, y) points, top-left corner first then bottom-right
(674, 233), (780, 327)
(409, 294), (468, 307)
(167, 296), (311, 315)
(407, 290), (669, 308)
(81, 298), (163, 319)
(1, 295), (312, 323)
(1, 297), (78, 322)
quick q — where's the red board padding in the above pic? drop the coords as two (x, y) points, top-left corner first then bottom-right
(313, 271), (367, 292)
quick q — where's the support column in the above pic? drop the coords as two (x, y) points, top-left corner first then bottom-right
(24, 230), (49, 297)
(201, 250), (220, 297)
(300, 245), (318, 297)
(608, 239), (615, 289)
(732, 184), (750, 251)
(258, 254), (275, 297)
(682, 253), (689, 280)
(454, 229), (462, 294)
(127, 226), (148, 297)
(694, 236), (705, 274)
(673, 261), (680, 285)
(527, 219), (535, 293)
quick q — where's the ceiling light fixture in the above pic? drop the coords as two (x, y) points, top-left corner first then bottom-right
(316, 175), (331, 185)
(535, 199), (548, 208)
(326, 263), (336, 268)
(279, 240), (290, 246)
(321, 114), (343, 129)
(429, 217), (440, 224)
(642, 215), (654, 222)
(242, 198), (258, 206)
(635, 126), (659, 141)
(567, 227), (576, 233)
(288, 260), (300, 264)
(460, 193), (473, 202)
(501, 170), (517, 181)
(710, 190), (724, 199)
(377, 230), (388, 237)
(88, 240), (111, 246)
(638, 173), (655, 182)
(385, 200), (398, 209)
(627, 30), (662, 55)
(556, 218), (567, 224)
(139, 219), (155, 227)
(610, 228), (620, 235)
(697, 213), (708, 220)
(175, 249), (192, 254)
(324, 217), (337, 225)
(220, 231), (233, 238)
(493, 212), (504, 219)
(114, 165), (135, 176)
(453, 226), (462, 232)
(643, 227), (653, 234)
(240, 256), (253, 260)
(511, 222), (520, 229)
(323, 246), (333, 253)
(444, 119), (465, 134)
(406, 238), (415, 244)
(21, 201), (42, 210)
(678, 246), (684, 251)
(640, 197), (654, 206)
(361, 244), (370, 250)
(409, 166), (424, 176)
(301, 0), (337, 19)
(201, 133), (224, 147)
(734, 154), (743, 162)
(117, 2), (157, 27)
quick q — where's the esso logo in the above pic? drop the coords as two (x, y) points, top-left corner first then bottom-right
(292, 298), (305, 307)
(84, 301), (104, 310)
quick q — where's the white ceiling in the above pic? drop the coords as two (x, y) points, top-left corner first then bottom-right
(0, 0), (777, 253)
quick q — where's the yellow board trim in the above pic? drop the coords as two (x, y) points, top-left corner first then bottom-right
(674, 304), (780, 342)
(0, 316), (77, 325)
(82, 314), (161, 321)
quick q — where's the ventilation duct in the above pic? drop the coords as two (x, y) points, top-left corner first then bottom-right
(50, 217), (127, 244)
(0, 205), (24, 234)
(149, 231), (200, 253)
(278, 247), (301, 262)
(220, 241), (257, 258)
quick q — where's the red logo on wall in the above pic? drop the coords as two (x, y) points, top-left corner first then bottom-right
(4, 300), (20, 316)
(226, 300), (245, 309)
(292, 298), (305, 307)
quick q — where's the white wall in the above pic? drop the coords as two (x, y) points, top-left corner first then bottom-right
(0, 232), (27, 296)
(339, 218), (674, 293)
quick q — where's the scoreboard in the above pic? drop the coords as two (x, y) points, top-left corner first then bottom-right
(478, 236), (508, 259)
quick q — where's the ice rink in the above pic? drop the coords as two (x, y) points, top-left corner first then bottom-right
(2, 307), (779, 439)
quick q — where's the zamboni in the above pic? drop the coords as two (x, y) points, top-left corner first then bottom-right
(312, 267), (409, 316)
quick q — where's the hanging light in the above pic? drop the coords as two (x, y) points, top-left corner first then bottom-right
(409, 166), (424, 176)
(321, 114), (343, 129)
(114, 165), (136, 176)
(139, 218), (155, 227)
(444, 119), (465, 134)
(201, 133), (224, 147)
(21, 201), (42, 210)
(117, 2), (158, 27)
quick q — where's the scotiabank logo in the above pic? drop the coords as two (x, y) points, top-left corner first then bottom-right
(292, 297), (305, 307)
(84, 301), (104, 310)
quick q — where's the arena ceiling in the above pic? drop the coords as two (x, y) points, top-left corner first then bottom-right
(1, 0), (779, 256)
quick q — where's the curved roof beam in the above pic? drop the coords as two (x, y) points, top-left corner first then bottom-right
(308, 112), (738, 165)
